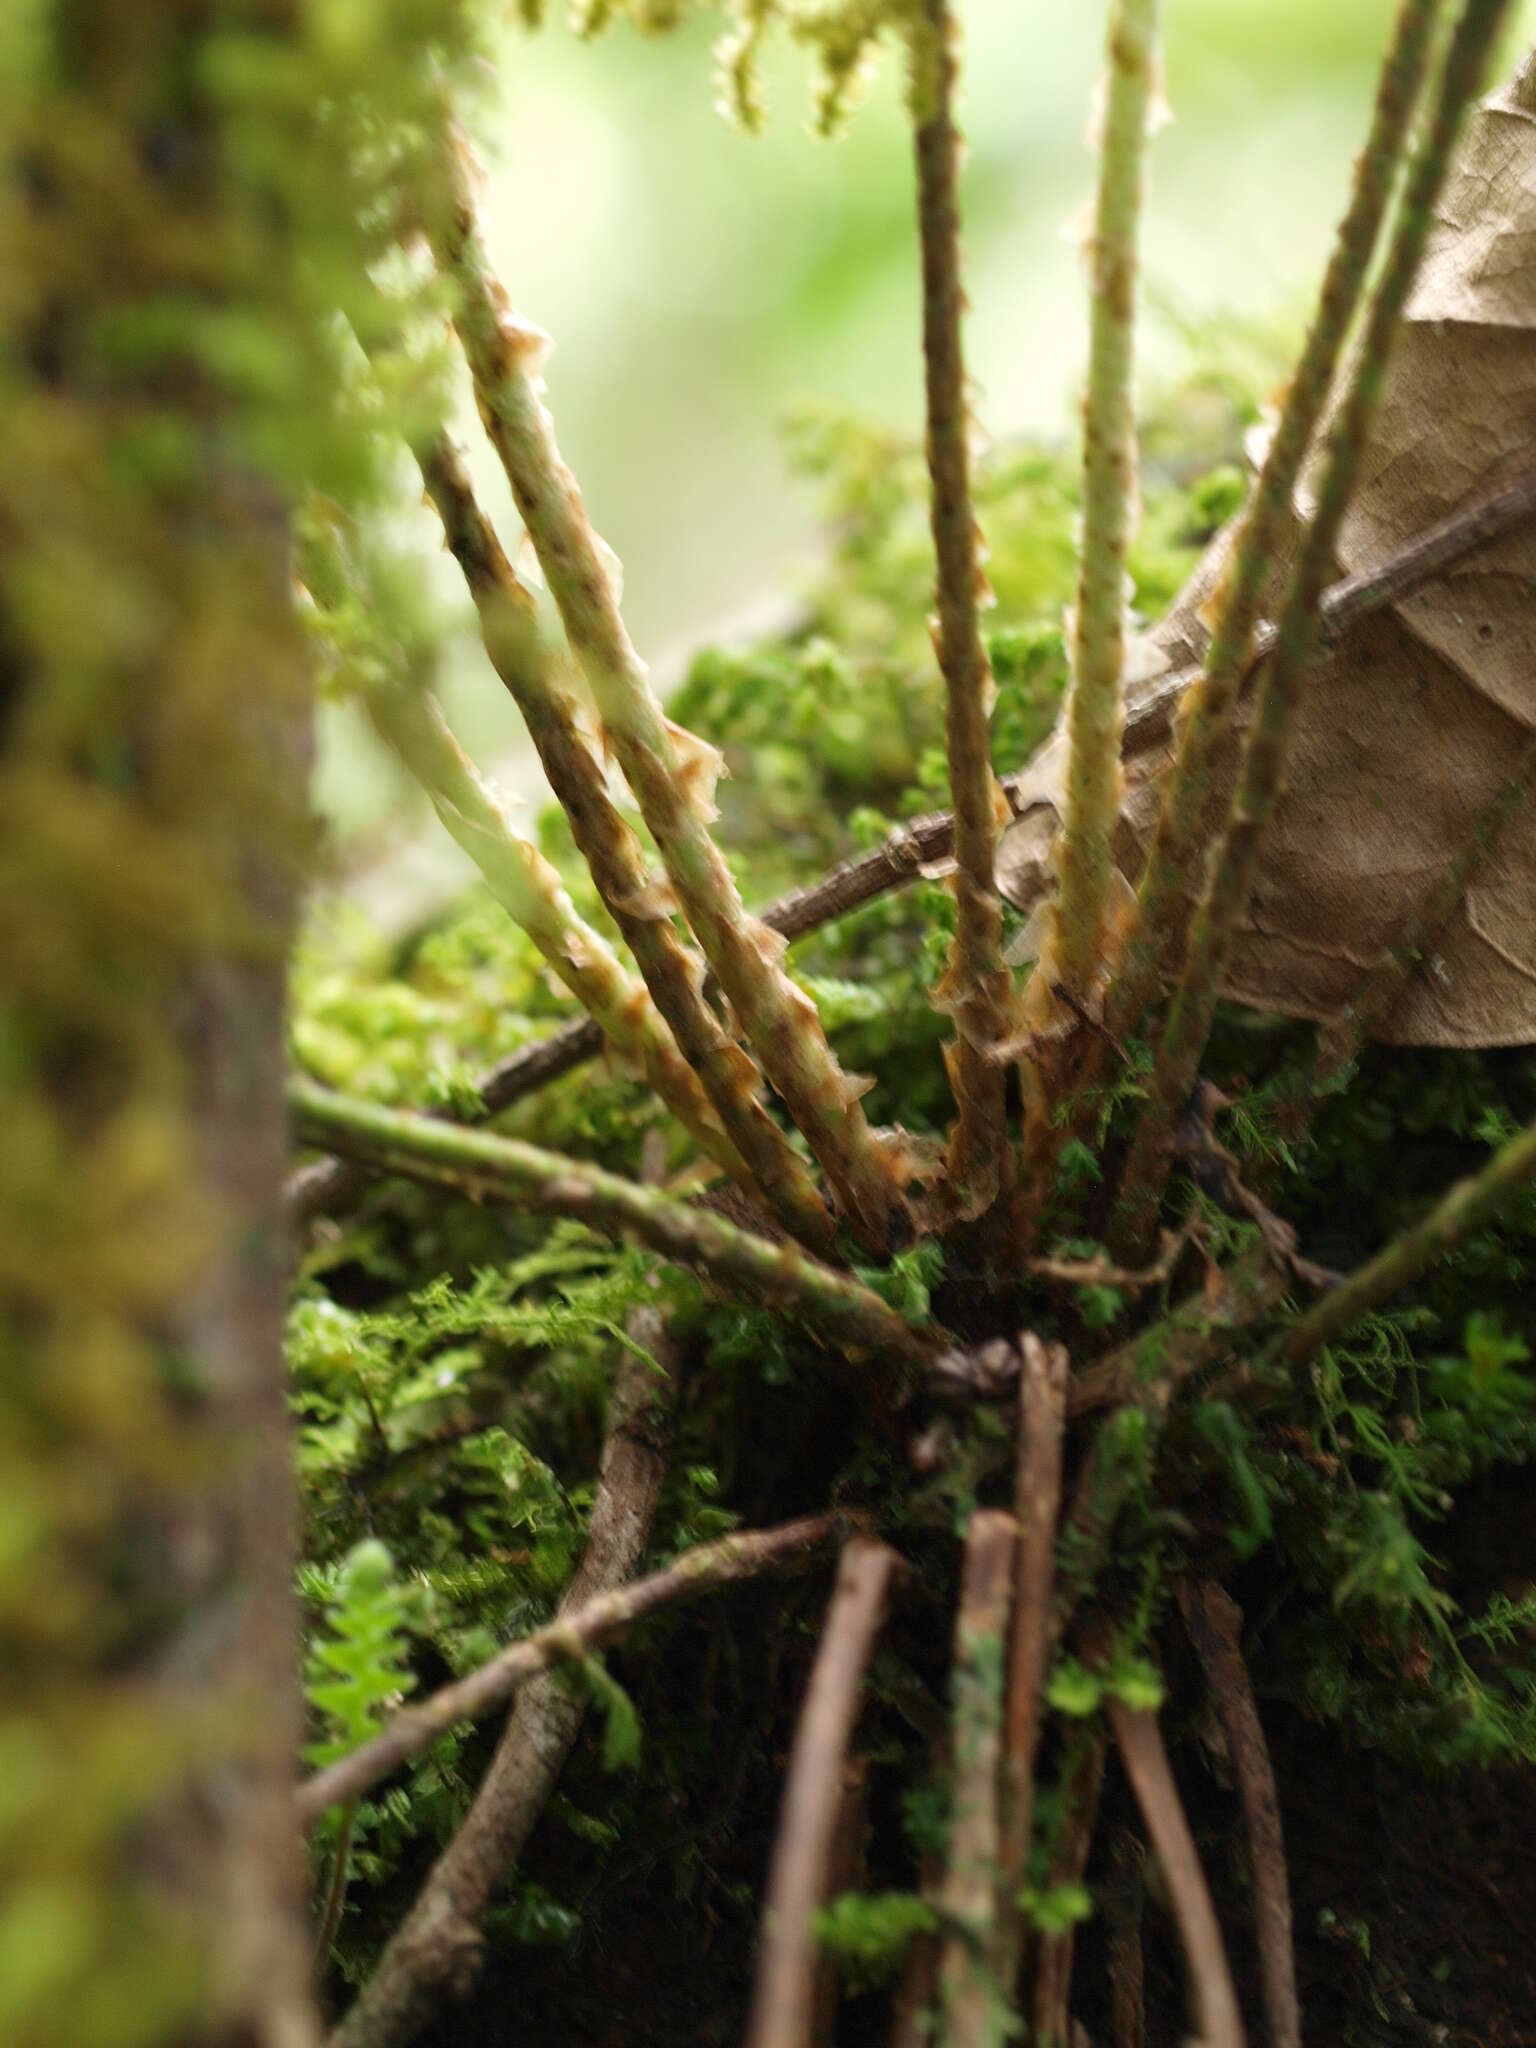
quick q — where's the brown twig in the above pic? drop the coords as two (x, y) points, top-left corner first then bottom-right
(302, 1508), (844, 1832)
(1119, 458), (1536, 760)
(811, 1758), (870, 2048)
(1106, 1698), (1244, 2048)
(996, 1340), (1070, 1987)
(327, 1312), (679, 2048)
(286, 470), (1536, 1227)
(1030, 1732), (1107, 2048)
(1180, 1581), (1300, 2048)
(1025, 1224), (1192, 1293)
(1319, 460), (1536, 643)
(746, 1537), (905, 2048)
(936, 1509), (1017, 2047)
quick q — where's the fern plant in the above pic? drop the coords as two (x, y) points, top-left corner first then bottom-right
(11, 1), (1536, 2045)
(269, 4), (1536, 2046)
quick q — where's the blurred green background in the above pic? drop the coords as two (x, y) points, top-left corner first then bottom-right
(318, 0), (1536, 903)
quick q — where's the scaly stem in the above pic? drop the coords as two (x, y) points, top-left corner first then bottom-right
(292, 451), (1536, 1225)
(1271, 1109), (1536, 1371)
(416, 436), (839, 1255)
(1018, 0), (1160, 1212)
(367, 682), (740, 1175)
(1046, 0), (1161, 1002)
(288, 1080), (932, 1368)
(1114, 0), (1513, 1258)
(432, 127), (911, 1255)
(1108, 0), (1440, 1040)
(909, 0), (1014, 1221)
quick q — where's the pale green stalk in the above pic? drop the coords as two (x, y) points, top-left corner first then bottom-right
(417, 433), (839, 1256)
(1108, 0), (1440, 1042)
(936, 1510), (1016, 2048)
(1045, 0), (1161, 1004)
(909, 0), (1014, 1222)
(288, 1079), (933, 1367)
(1114, 0), (1513, 1258)
(366, 683), (739, 1173)
(1016, 0), (1160, 1219)
(431, 127), (912, 1256)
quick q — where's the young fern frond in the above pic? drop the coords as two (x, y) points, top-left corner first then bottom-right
(430, 124), (913, 1256)
(363, 682), (742, 1176)
(1018, 0), (1161, 1204)
(908, 0), (1015, 1224)
(416, 433), (840, 1256)
(288, 1079), (934, 1367)
(1106, 0), (1440, 1043)
(1113, 0), (1515, 1258)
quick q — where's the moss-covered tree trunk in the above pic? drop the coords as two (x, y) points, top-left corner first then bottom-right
(0, 6), (318, 2042)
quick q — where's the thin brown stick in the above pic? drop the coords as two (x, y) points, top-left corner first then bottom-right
(811, 1758), (870, 2048)
(1111, 460), (1536, 759)
(1025, 1225), (1190, 1293)
(286, 471), (1536, 1227)
(1030, 1732), (1107, 2048)
(328, 1312), (679, 2048)
(1180, 1581), (1300, 2048)
(746, 1537), (905, 2048)
(1106, 1699), (1244, 2048)
(936, 1510), (1018, 2048)
(1319, 461), (1536, 641)
(910, 0), (1013, 1219)
(301, 1509), (842, 1831)
(996, 1339), (1070, 1986)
